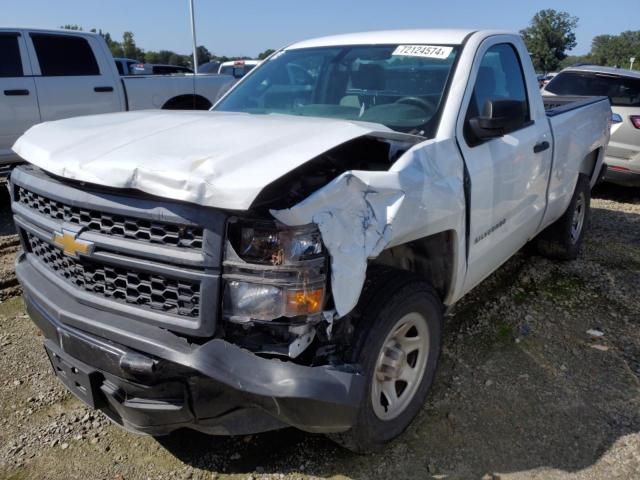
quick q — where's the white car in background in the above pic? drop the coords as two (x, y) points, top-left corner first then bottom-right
(113, 57), (139, 75)
(218, 59), (260, 79)
(0, 27), (234, 174)
(543, 65), (640, 187)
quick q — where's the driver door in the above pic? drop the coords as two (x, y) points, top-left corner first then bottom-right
(458, 37), (552, 291)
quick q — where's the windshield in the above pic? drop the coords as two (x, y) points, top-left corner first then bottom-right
(214, 44), (459, 135)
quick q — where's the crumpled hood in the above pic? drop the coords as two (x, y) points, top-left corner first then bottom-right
(13, 110), (392, 210)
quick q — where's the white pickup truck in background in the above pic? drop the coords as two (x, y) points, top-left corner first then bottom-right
(0, 28), (235, 173)
(10, 29), (611, 453)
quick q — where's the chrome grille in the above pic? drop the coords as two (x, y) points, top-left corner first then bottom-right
(27, 233), (200, 318)
(16, 186), (203, 249)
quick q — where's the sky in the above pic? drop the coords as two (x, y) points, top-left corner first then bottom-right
(3, 0), (638, 58)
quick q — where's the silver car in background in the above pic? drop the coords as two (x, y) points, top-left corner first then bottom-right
(543, 66), (640, 187)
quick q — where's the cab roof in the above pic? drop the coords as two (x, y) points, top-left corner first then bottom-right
(0, 27), (100, 36)
(563, 65), (640, 80)
(286, 29), (479, 50)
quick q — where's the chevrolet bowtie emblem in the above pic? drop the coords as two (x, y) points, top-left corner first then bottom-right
(52, 229), (94, 258)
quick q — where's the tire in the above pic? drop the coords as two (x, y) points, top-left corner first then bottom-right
(535, 174), (591, 260)
(329, 267), (443, 453)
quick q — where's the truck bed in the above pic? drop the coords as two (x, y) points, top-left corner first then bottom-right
(543, 95), (609, 117)
(540, 94), (611, 228)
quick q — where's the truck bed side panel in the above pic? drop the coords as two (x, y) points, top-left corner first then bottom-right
(539, 98), (610, 232)
(122, 76), (234, 110)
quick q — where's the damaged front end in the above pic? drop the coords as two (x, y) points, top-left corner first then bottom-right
(11, 165), (366, 437)
(222, 218), (341, 360)
(218, 133), (425, 363)
(12, 107), (464, 438)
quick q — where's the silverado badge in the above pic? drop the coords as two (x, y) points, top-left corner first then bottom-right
(52, 229), (94, 258)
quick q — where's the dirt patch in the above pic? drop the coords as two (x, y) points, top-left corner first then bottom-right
(0, 181), (19, 302)
(0, 185), (639, 480)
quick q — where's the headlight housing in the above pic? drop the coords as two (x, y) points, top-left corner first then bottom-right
(236, 222), (323, 265)
(223, 219), (327, 322)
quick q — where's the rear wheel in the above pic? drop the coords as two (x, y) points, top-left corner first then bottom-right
(329, 267), (443, 453)
(535, 174), (591, 260)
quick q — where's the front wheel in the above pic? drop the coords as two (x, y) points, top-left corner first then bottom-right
(535, 174), (591, 260)
(329, 267), (443, 453)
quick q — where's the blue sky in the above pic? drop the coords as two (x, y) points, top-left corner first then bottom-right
(4, 0), (638, 57)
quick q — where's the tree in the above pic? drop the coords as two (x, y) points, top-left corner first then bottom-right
(591, 31), (640, 68)
(257, 49), (276, 60)
(196, 45), (211, 65)
(168, 53), (183, 66)
(144, 50), (189, 66)
(60, 24), (82, 31)
(521, 9), (578, 72)
(121, 31), (144, 60)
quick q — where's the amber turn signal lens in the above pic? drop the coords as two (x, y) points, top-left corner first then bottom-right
(285, 288), (324, 315)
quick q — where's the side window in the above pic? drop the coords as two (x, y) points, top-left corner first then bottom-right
(31, 34), (100, 76)
(465, 43), (531, 144)
(0, 34), (24, 77)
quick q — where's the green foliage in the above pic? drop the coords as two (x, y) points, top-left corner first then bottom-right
(258, 48), (276, 60)
(60, 24), (82, 31)
(590, 31), (640, 68)
(196, 45), (211, 66)
(121, 31), (143, 60)
(521, 9), (578, 73)
(558, 54), (591, 70)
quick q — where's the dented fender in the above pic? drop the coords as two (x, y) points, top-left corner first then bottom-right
(272, 138), (468, 316)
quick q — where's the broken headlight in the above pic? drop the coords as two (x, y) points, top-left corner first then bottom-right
(235, 221), (323, 265)
(223, 219), (327, 322)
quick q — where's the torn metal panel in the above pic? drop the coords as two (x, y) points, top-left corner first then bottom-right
(12, 110), (398, 210)
(272, 138), (467, 317)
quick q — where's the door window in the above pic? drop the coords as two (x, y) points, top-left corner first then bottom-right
(0, 34), (24, 77)
(465, 43), (531, 144)
(31, 34), (99, 76)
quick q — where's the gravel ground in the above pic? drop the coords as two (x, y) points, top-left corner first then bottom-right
(0, 183), (638, 480)
(0, 181), (19, 302)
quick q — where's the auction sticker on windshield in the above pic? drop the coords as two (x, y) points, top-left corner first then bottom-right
(392, 45), (453, 59)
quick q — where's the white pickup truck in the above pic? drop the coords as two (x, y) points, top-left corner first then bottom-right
(0, 28), (234, 173)
(10, 29), (611, 452)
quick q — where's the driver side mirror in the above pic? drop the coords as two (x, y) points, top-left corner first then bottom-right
(468, 99), (527, 141)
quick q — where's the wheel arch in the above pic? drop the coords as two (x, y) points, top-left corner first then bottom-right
(161, 94), (212, 110)
(370, 230), (457, 302)
(579, 147), (605, 186)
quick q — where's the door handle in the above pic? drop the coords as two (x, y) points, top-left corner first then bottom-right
(533, 141), (550, 153)
(94, 86), (114, 93)
(4, 89), (30, 96)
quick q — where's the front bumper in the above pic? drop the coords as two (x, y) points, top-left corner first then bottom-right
(17, 253), (364, 436)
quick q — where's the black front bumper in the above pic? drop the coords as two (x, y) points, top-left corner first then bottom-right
(18, 253), (365, 436)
